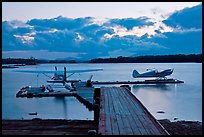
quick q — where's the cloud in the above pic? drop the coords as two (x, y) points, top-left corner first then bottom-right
(2, 4), (202, 60)
(173, 27), (202, 33)
(105, 16), (154, 30)
(163, 4), (202, 29)
(104, 20), (173, 38)
(75, 32), (84, 42)
(147, 30), (202, 54)
(4, 20), (33, 29)
(89, 17), (110, 26)
(13, 34), (34, 44)
(27, 16), (93, 30)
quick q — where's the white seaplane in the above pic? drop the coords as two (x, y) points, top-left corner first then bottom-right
(14, 66), (102, 96)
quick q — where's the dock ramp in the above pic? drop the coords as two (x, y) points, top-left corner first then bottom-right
(98, 87), (169, 135)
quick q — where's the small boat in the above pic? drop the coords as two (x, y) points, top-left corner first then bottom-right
(157, 111), (165, 113)
(29, 112), (37, 115)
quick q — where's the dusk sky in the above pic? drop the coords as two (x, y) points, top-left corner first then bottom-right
(2, 2), (202, 60)
(3, 2), (200, 21)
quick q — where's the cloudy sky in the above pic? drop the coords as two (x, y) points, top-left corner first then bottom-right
(2, 2), (202, 60)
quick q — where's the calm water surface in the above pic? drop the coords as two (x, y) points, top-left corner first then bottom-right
(2, 63), (202, 122)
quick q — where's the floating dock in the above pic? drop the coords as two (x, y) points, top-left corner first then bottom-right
(73, 82), (95, 110)
(93, 79), (184, 85)
(16, 82), (96, 110)
(16, 90), (76, 98)
(96, 87), (169, 135)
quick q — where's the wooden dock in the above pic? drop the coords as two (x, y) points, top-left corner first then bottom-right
(16, 82), (96, 110)
(93, 79), (184, 85)
(74, 82), (96, 110)
(16, 91), (76, 98)
(97, 87), (169, 135)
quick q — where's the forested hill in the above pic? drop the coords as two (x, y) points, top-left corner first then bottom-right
(2, 54), (202, 64)
(89, 54), (202, 63)
(2, 57), (37, 65)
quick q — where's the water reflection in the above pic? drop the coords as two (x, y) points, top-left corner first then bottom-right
(131, 84), (177, 120)
(132, 84), (173, 92)
(54, 97), (67, 119)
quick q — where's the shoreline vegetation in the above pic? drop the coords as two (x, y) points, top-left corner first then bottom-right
(2, 119), (202, 135)
(89, 54), (202, 63)
(2, 54), (202, 65)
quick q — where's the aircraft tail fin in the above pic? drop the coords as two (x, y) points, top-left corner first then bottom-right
(64, 67), (66, 82)
(132, 70), (140, 78)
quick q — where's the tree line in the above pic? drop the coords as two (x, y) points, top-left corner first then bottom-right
(89, 54), (202, 63)
(2, 54), (202, 64)
(2, 57), (37, 65)
(2, 57), (77, 65)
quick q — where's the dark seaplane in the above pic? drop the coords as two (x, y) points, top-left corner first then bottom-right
(132, 68), (174, 78)
(132, 68), (183, 83)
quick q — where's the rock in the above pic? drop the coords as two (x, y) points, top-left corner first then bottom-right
(158, 119), (202, 135)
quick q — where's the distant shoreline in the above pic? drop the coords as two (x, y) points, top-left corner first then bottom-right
(89, 54), (202, 63)
(2, 54), (202, 64)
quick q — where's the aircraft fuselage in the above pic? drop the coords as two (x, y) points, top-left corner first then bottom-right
(136, 69), (173, 78)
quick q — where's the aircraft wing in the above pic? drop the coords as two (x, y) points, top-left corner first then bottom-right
(13, 70), (58, 74)
(66, 69), (103, 73)
(13, 69), (103, 74)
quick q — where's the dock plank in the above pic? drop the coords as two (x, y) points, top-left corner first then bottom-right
(109, 89), (126, 135)
(112, 87), (135, 135)
(103, 88), (112, 135)
(98, 89), (105, 135)
(106, 89), (120, 135)
(116, 87), (145, 135)
(110, 88), (131, 135)
(120, 87), (153, 135)
(123, 87), (168, 135)
(98, 87), (169, 135)
(121, 87), (162, 134)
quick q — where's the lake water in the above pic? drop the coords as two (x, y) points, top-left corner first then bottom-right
(2, 63), (202, 122)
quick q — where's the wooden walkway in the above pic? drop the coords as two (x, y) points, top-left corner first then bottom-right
(74, 82), (95, 105)
(93, 79), (184, 84)
(98, 87), (169, 135)
(16, 82), (95, 110)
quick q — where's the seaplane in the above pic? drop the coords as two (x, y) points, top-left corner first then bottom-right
(14, 66), (102, 84)
(132, 68), (174, 79)
(14, 66), (103, 96)
(132, 68), (183, 83)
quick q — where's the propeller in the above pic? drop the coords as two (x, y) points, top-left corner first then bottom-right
(89, 74), (93, 81)
(86, 74), (93, 87)
(53, 66), (57, 79)
(171, 68), (174, 73)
